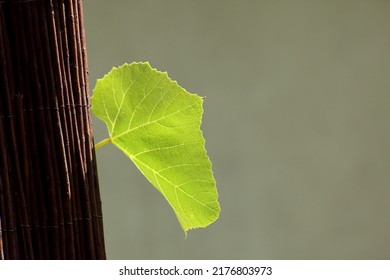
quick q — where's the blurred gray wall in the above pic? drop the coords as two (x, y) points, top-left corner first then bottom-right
(83, 0), (390, 259)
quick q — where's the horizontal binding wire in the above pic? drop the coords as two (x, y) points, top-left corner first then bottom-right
(0, 0), (42, 4)
(0, 218), (103, 232)
(0, 224), (32, 232)
(0, 114), (15, 118)
(0, 227), (16, 232)
(31, 224), (63, 229)
(92, 214), (103, 218)
(0, 220), (106, 231)
(24, 104), (91, 112)
(1, 104), (90, 117)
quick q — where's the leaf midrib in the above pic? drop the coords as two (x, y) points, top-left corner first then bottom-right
(121, 147), (218, 215)
(109, 102), (199, 142)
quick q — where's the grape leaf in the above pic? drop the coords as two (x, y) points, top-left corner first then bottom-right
(91, 62), (220, 233)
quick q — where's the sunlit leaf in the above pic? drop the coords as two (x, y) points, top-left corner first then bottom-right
(92, 62), (220, 233)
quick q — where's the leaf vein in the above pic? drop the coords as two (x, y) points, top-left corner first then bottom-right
(112, 102), (199, 142)
(133, 142), (203, 158)
(130, 155), (218, 214)
(127, 75), (162, 131)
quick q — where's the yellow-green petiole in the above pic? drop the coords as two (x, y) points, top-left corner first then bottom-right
(95, 137), (112, 150)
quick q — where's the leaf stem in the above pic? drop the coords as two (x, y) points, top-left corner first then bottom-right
(95, 137), (112, 150)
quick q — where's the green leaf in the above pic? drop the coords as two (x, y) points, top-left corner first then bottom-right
(91, 62), (220, 233)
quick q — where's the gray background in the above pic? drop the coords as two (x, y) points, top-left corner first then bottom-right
(83, 0), (390, 259)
